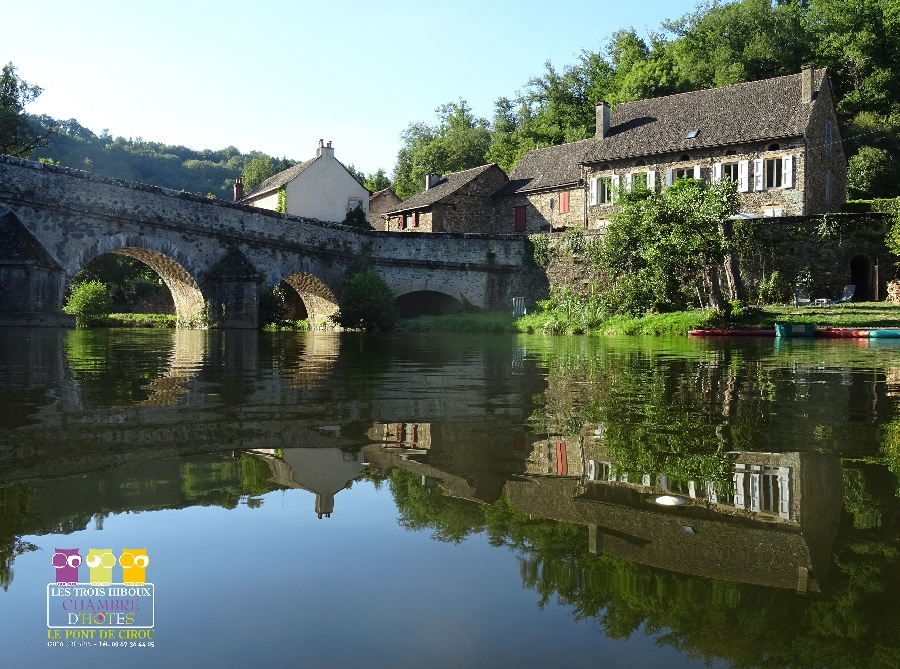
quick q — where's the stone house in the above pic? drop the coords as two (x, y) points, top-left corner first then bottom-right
(237, 140), (370, 224)
(367, 188), (401, 231)
(583, 66), (846, 228)
(494, 66), (846, 232)
(383, 164), (508, 233)
(492, 141), (591, 233)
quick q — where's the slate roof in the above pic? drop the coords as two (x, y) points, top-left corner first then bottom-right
(386, 164), (499, 215)
(493, 140), (591, 196)
(497, 69), (827, 196)
(584, 69), (826, 164)
(241, 157), (316, 200)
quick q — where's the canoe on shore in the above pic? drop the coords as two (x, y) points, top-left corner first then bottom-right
(817, 328), (900, 338)
(688, 329), (776, 337)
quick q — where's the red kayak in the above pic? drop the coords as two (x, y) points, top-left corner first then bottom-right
(815, 327), (870, 338)
(689, 329), (776, 337)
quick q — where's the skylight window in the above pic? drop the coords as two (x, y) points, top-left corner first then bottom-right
(685, 129), (700, 139)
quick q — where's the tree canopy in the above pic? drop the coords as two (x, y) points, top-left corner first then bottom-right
(0, 62), (55, 157)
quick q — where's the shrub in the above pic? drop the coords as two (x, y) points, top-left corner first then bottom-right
(63, 281), (112, 327)
(335, 269), (397, 331)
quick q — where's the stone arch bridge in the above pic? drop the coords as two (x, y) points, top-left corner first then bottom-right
(0, 155), (526, 327)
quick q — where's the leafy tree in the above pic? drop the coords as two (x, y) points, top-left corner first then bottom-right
(0, 62), (55, 157)
(341, 203), (372, 230)
(392, 99), (492, 199)
(242, 156), (275, 191)
(848, 146), (898, 198)
(601, 178), (738, 314)
(364, 168), (392, 193)
(335, 267), (397, 331)
(72, 254), (170, 312)
(62, 281), (112, 327)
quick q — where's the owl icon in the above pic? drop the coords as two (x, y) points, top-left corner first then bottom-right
(52, 548), (82, 585)
(119, 549), (150, 585)
(85, 548), (116, 585)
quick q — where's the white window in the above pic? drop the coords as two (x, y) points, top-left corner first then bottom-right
(737, 160), (750, 192)
(713, 162), (722, 184)
(589, 177), (598, 205)
(764, 158), (783, 189)
(646, 170), (656, 192)
(665, 168), (674, 187)
(673, 167), (693, 181)
(782, 155), (794, 189)
(599, 177), (613, 204)
(348, 199), (363, 211)
(610, 174), (620, 202)
(693, 164), (703, 180)
(723, 162), (739, 182)
(624, 172), (633, 192)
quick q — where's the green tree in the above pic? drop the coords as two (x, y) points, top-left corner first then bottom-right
(335, 268), (397, 331)
(242, 156), (275, 191)
(62, 281), (112, 327)
(364, 168), (392, 193)
(341, 204), (372, 230)
(848, 146), (898, 198)
(0, 62), (55, 157)
(601, 178), (738, 314)
(392, 100), (492, 199)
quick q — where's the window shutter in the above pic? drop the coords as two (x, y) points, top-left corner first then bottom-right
(589, 177), (597, 206)
(412, 211), (419, 227)
(665, 168), (674, 187)
(624, 172), (633, 192)
(610, 174), (620, 203)
(559, 190), (569, 214)
(647, 170), (656, 192)
(693, 164), (702, 180)
(782, 155), (794, 188)
(514, 205), (526, 232)
(713, 163), (722, 184)
(753, 159), (764, 190)
(738, 160), (749, 192)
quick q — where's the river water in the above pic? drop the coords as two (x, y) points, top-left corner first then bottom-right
(1, 328), (899, 668)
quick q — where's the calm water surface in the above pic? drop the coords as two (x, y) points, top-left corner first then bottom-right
(2, 328), (900, 668)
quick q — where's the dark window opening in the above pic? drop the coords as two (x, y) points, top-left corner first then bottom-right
(765, 158), (782, 189)
(679, 154), (690, 162)
(767, 143), (780, 151)
(723, 163), (739, 181)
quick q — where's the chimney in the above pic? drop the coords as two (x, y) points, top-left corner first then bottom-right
(233, 176), (243, 202)
(801, 65), (814, 104)
(317, 139), (334, 159)
(425, 173), (441, 190)
(595, 101), (610, 138)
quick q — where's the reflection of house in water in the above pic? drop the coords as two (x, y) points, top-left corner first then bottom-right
(368, 422), (432, 452)
(514, 434), (842, 592)
(250, 448), (365, 518)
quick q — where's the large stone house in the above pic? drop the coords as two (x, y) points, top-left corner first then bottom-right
(494, 66), (846, 232)
(383, 164), (508, 233)
(237, 140), (370, 224)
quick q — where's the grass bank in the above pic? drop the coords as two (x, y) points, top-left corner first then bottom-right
(400, 303), (900, 336)
(104, 313), (176, 328)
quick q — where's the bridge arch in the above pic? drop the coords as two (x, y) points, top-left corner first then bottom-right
(281, 272), (340, 325)
(75, 237), (206, 327)
(394, 290), (464, 318)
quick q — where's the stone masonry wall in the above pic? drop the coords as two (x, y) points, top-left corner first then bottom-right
(494, 187), (587, 234)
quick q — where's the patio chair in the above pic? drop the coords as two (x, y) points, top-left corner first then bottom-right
(817, 284), (855, 306)
(793, 285), (811, 307)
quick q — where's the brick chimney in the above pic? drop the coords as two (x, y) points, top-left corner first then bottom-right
(233, 176), (243, 201)
(801, 65), (815, 104)
(595, 101), (610, 138)
(425, 173), (441, 190)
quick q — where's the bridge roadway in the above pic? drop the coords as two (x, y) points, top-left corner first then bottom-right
(0, 154), (527, 327)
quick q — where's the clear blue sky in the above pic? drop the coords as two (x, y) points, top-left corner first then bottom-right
(2, 0), (698, 175)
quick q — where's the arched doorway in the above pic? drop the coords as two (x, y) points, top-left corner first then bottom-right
(394, 290), (463, 318)
(850, 254), (872, 302)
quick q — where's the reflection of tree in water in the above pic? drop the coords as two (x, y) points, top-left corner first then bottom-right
(387, 467), (900, 668)
(0, 453), (283, 590)
(64, 330), (179, 406)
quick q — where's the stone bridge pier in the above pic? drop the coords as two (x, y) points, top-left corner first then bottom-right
(0, 155), (527, 328)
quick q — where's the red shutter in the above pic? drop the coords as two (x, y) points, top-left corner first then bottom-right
(556, 442), (568, 476)
(413, 211), (419, 227)
(399, 215), (406, 230)
(559, 191), (570, 214)
(514, 205), (526, 232)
